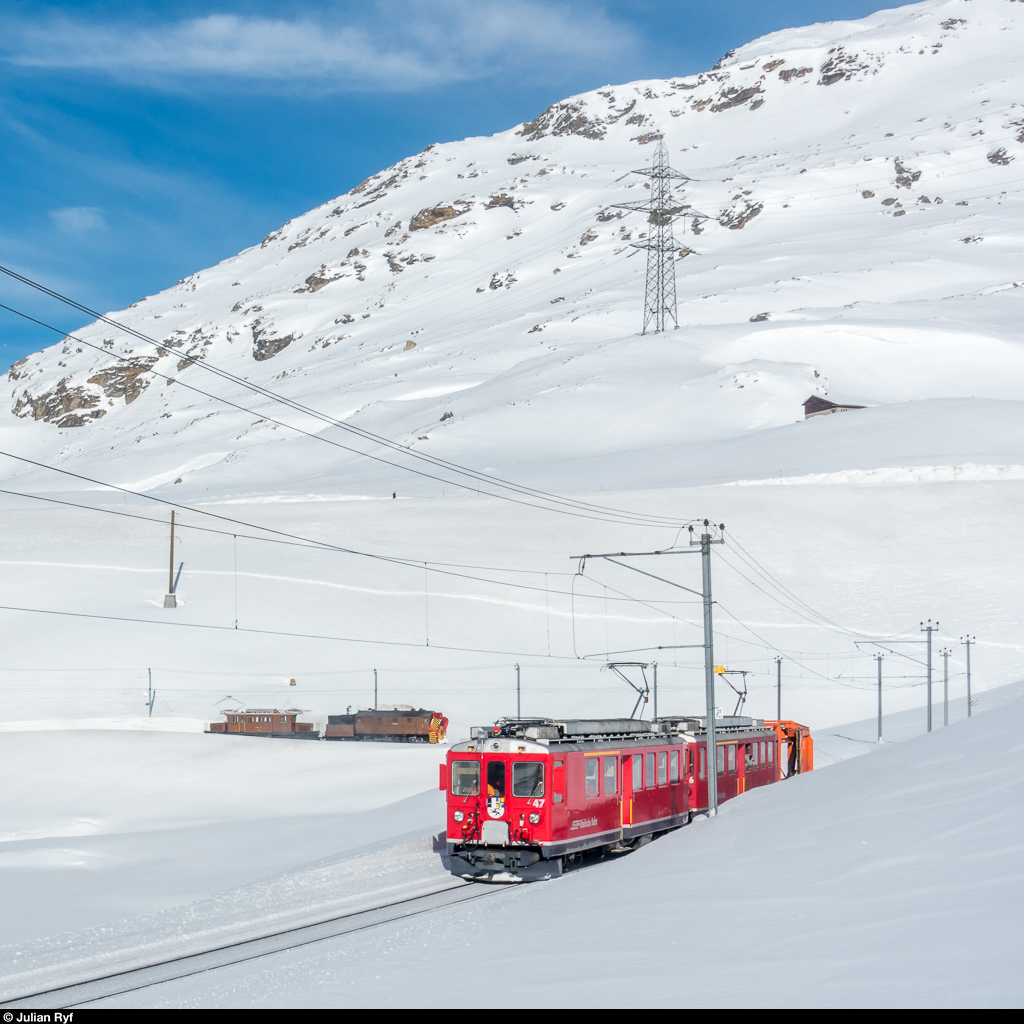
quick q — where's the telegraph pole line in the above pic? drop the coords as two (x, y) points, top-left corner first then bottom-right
(921, 620), (938, 732)
(614, 140), (707, 335)
(373, 668), (378, 710)
(941, 648), (951, 726)
(570, 519), (722, 811)
(515, 663), (521, 719)
(775, 655), (782, 720)
(875, 654), (883, 741)
(692, 522), (726, 815)
(652, 661), (658, 719)
(961, 635), (974, 718)
(163, 511), (177, 608)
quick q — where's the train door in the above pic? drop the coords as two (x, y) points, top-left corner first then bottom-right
(482, 758), (509, 845)
(621, 753), (637, 826)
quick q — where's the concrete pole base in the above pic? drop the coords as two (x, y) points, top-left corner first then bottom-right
(163, 594), (177, 608)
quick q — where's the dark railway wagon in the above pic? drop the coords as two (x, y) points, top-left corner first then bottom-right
(325, 708), (448, 743)
(207, 708), (316, 739)
(442, 714), (812, 882)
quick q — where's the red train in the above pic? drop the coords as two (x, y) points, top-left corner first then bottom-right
(441, 715), (812, 882)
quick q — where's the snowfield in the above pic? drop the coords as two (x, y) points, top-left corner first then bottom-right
(1, 0), (1024, 1006)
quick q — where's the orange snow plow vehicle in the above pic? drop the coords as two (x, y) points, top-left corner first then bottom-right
(765, 720), (813, 780)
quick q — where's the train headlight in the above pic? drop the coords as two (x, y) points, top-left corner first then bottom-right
(453, 811), (465, 822)
(529, 813), (541, 824)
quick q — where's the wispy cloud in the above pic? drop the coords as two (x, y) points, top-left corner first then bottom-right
(49, 206), (106, 233)
(2, 2), (641, 93)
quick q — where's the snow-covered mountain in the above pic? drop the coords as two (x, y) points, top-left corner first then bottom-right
(4, 0), (1024, 500)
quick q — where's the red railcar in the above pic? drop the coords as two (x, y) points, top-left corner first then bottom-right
(441, 715), (811, 882)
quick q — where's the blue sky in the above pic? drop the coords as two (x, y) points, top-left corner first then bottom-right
(0, 1), (893, 364)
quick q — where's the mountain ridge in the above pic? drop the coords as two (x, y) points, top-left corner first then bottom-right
(3, 0), (1023, 501)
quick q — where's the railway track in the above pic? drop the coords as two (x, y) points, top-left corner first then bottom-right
(1, 882), (503, 1009)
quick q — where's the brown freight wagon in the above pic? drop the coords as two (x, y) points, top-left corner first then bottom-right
(208, 708), (317, 739)
(325, 708), (448, 743)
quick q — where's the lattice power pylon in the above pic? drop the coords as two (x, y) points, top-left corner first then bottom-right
(615, 141), (704, 335)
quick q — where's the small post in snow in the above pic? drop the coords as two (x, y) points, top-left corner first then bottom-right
(146, 667), (156, 718)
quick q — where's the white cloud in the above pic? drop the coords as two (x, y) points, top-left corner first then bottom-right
(3, 2), (640, 92)
(49, 206), (106, 233)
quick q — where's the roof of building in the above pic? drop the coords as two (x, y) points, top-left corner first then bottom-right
(803, 395), (865, 414)
(221, 708), (305, 716)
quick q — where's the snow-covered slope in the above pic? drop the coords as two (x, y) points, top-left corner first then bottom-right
(4, 0), (1024, 500)
(3, 682), (1021, 1007)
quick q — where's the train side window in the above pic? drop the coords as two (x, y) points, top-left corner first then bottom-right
(513, 761), (545, 797)
(645, 752), (656, 789)
(585, 758), (600, 798)
(687, 749), (694, 778)
(717, 744), (725, 774)
(728, 745), (736, 773)
(745, 743), (755, 769)
(632, 754), (642, 791)
(768, 743), (774, 765)
(451, 761), (480, 796)
(670, 750), (679, 783)
(603, 756), (617, 796)
(657, 751), (667, 786)
(760, 741), (766, 765)
(699, 747), (705, 780)
(553, 760), (564, 803)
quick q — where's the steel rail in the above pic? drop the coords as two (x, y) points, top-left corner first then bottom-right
(1, 881), (503, 1009)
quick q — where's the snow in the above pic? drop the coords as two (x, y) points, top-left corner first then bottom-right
(1, 0), (1023, 1006)
(2, 683), (1020, 1007)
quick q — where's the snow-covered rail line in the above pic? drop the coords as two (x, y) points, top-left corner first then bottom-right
(0, 882), (503, 1009)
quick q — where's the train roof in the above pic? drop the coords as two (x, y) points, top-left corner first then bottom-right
(462, 715), (775, 747)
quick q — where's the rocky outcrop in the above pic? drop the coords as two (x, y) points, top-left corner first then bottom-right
(12, 378), (106, 427)
(719, 198), (763, 230)
(517, 100), (607, 141)
(410, 205), (465, 230)
(710, 86), (762, 112)
(252, 319), (297, 361)
(87, 358), (158, 404)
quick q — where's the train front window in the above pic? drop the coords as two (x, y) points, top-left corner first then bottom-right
(486, 760), (506, 798)
(512, 761), (545, 797)
(451, 761), (480, 796)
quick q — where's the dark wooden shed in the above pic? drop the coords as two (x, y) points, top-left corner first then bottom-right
(803, 395), (865, 419)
